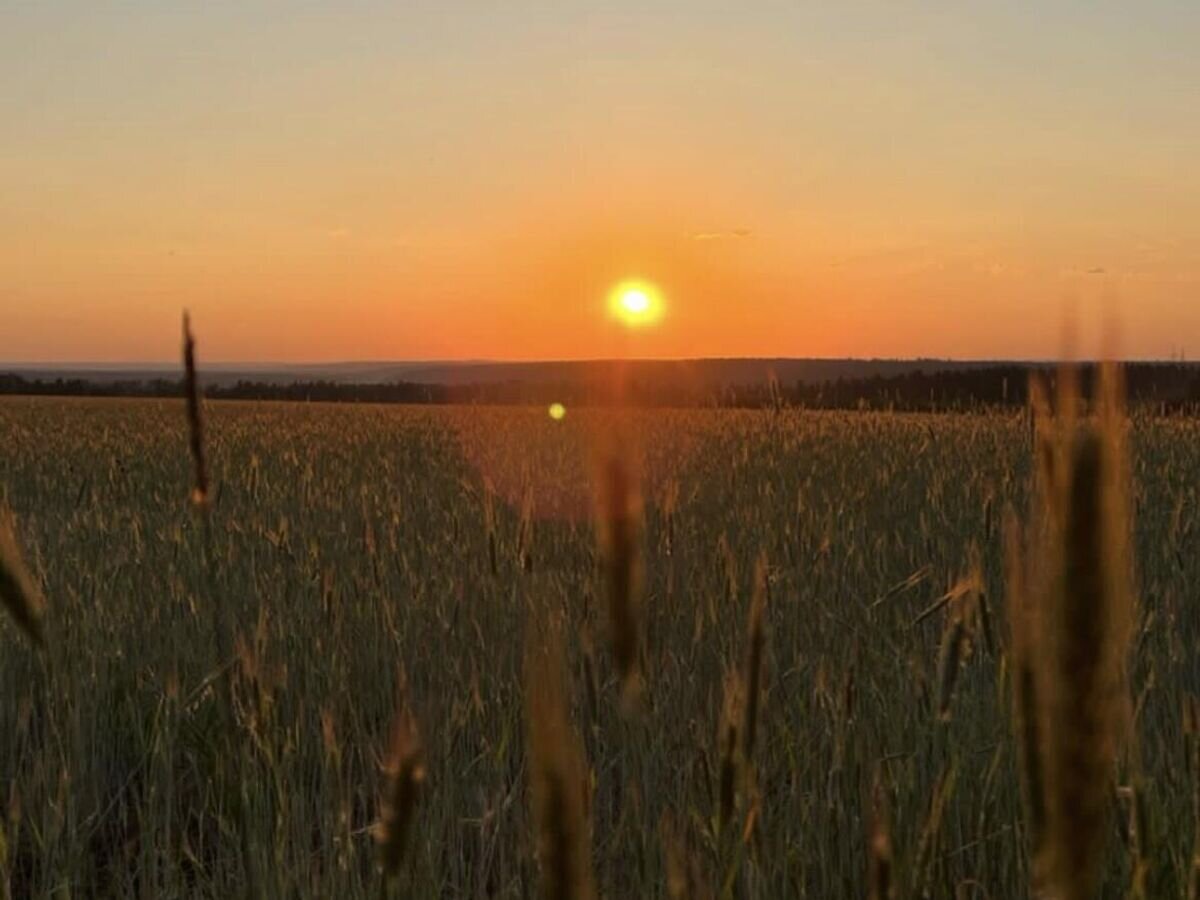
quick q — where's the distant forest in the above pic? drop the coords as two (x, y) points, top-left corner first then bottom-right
(5, 363), (1200, 412)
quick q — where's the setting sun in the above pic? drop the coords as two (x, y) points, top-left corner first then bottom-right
(608, 280), (665, 328)
(622, 290), (649, 313)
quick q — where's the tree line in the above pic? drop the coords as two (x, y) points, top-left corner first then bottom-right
(5, 363), (1200, 412)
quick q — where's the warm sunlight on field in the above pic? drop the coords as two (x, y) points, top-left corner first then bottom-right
(4, 387), (1197, 897)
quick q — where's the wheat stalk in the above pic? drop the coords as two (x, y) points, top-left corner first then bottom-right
(376, 704), (425, 881)
(867, 768), (894, 900)
(597, 453), (641, 702)
(182, 311), (209, 508)
(1009, 363), (1135, 900)
(741, 553), (768, 761)
(525, 619), (595, 900)
(717, 671), (741, 835)
(0, 507), (45, 648)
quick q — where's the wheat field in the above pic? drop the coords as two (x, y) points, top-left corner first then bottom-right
(1, 391), (1198, 898)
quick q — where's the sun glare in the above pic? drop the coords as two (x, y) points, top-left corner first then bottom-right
(623, 290), (649, 313)
(608, 280), (664, 328)
(548, 402), (566, 420)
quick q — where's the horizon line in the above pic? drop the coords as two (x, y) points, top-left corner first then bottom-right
(3, 354), (1187, 369)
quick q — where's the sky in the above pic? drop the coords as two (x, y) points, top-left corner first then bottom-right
(2, 1), (1198, 362)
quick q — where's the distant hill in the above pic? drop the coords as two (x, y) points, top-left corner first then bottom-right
(0, 361), (464, 388)
(1, 357), (1008, 389)
(7, 358), (1200, 411)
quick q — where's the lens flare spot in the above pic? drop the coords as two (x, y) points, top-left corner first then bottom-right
(548, 402), (567, 421)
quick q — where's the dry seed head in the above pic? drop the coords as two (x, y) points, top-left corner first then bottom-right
(1042, 428), (1128, 900)
(376, 709), (426, 879)
(0, 508), (46, 649)
(1054, 363), (1080, 429)
(1028, 369), (1051, 453)
(525, 622), (595, 900)
(934, 571), (981, 722)
(1017, 364), (1136, 900)
(741, 553), (768, 762)
(597, 453), (642, 700)
(1029, 369), (1051, 420)
(320, 708), (340, 766)
(1029, 369), (1060, 520)
(868, 769), (895, 900)
(182, 312), (209, 508)
(842, 664), (857, 722)
(935, 612), (969, 723)
(662, 818), (688, 900)
(484, 483), (498, 577)
(660, 814), (711, 900)
(717, 671), (742, 834)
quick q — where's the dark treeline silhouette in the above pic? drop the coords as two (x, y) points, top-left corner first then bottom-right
(5, 363), (1200, 412)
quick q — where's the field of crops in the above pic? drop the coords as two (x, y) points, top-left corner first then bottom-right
(2, 394), (1199, 898)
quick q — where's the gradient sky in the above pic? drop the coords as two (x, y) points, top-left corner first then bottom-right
(2, 2), (1198, 362)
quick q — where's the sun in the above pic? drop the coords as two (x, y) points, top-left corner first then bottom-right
(622, 290), (650, 313)
(608, 279), (664, 327)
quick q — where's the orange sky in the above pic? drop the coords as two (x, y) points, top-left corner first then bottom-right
(2, 4), (1198, 362)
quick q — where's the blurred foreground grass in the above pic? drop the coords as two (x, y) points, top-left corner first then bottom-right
(1, 396), (1198, 897)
